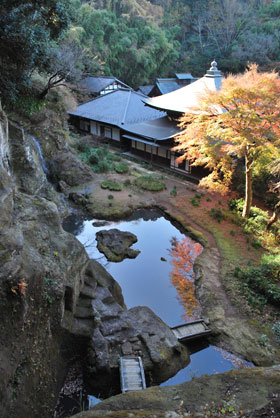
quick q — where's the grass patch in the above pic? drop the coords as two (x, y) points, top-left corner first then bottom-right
(134, 175), (166, 191)
(101, 180), (122, 191)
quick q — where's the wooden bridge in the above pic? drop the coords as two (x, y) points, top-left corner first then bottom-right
(171, 319), (211, 342)
(120, 356), (146, 393)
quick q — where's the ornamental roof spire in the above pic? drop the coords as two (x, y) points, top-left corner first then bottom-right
(206, 59), (222, 78)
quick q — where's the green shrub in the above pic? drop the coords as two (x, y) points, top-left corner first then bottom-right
(14, 95), (46, 115)
(94, 160), (111, 173)
(88, 152), (99, 165)
(170, 186), (177, 196)
(206, 197), (211, 202)
(77, 142), (90, 154)
(262, 253), (280, 265)
(190, 197), (200, 207)
(209, 208), (225, 223)
(134, 175), (166, 191)
(251, 238), (263, 249)
(114, 161), (129, 174)
(230, 230), (235, 237)
(101, 180), (122, 191)
(124, 178), (131, 186)
(234, 264), (280, 308)
(107, 194), (114, 200)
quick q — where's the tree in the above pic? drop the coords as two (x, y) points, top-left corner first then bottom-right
(39, 41), (85, 98)
(0, 0), (73, 102)
(175, 64), (280, 217)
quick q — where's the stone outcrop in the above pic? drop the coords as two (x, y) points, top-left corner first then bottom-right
(62, 260), (189, 397)
(71, 365), (280, 418)
(0, 109), (93, 418)
(96, 229), (141, 262)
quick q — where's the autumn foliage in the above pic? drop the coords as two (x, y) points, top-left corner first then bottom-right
(175, 64), (280, 217)
(11, 279), (28, 296)
(169, 237), (203, 319)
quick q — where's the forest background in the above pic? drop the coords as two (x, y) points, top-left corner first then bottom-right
(2, 0), (280, 103)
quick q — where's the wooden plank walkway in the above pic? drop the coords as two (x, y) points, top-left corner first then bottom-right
(171, 319), (211, 342)
(120, 356), (146, 393)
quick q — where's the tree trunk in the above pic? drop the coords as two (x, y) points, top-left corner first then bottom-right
(242, 154), (253, 218)
(266, 201), (280, 231)
(38, 87), (49, 99)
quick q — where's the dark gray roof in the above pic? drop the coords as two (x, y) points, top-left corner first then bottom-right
(122, 116), (179, 141)
(156, 79), (181, 95)
(175, 73), (194, 80)
(79, 76), (130, 94)
(137, 85), (154, 96)
(68, 89), (166, 127)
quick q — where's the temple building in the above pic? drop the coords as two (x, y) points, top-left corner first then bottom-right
(68, 61), (223, 176)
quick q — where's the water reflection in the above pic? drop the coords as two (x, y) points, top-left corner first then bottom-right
(63, 209), (191, 326)
(169, 237), (203, 319)
(161, 346), (252, 387)
(63, 209), (253, 392)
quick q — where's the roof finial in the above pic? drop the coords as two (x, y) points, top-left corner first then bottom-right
(206, 59), (222, 79)
(210, 59), (218, 71)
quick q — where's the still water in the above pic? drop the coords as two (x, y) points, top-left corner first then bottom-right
(63, 208), (252, 388)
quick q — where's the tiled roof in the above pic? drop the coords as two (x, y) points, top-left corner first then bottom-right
(137, 85), (154, 96)
(122, 116), (179, 141)
(175, 73), (194, 80)
(79, 76), (130, 93)
(68, 89), (166, 127)
(156, 79), (181, 95)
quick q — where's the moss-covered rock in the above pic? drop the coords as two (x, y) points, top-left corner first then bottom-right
(96, 229), (140, 262)
(71, 366), (280, 418)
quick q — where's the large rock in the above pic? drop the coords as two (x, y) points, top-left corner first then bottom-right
(96, 228), (140, 262)
(85, 304), (189, 395)
(0, 191), (90, 418)
(62, 256), (189, 397)
(71, 365), (280, 418)
(50, 149), (94, 187)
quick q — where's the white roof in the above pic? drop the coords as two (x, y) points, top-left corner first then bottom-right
(145, 61), (223, 114)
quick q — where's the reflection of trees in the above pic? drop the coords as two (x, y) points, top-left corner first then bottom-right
(169, 237), (203, 319)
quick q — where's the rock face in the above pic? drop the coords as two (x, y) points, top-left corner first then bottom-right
(96, 228), (141, 262)
(62, 260), (189, 397)
(71, 365), (280, 418)
(0, 110), (94, 418)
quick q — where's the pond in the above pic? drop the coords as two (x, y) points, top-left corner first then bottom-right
(63, 209), (252, 391)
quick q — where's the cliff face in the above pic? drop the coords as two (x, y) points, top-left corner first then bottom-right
(0, 110), (90, 418)
(0, 104), (190, 418)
